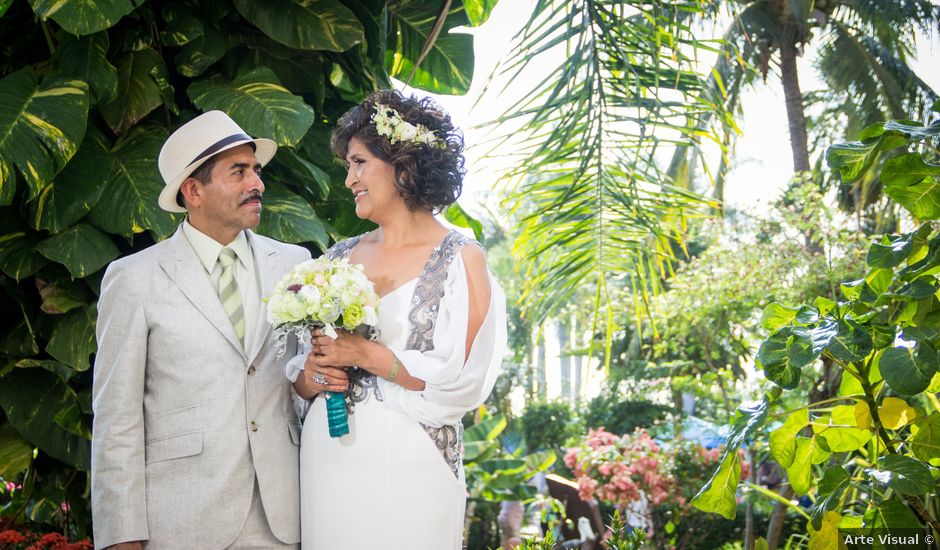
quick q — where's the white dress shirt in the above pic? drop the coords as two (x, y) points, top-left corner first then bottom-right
(182, 220), (261, 352)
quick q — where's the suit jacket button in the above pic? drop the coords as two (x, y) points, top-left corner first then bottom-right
(247, 365), (256, 376)
(250, 421), (258, 432)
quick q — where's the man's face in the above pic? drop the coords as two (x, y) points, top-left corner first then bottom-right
(187, 144), (264, 241)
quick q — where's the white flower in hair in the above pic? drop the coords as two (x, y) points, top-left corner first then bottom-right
(372, 103), (442, 147)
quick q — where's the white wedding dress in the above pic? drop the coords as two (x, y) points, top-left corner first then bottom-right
(296, 231), (507, 549)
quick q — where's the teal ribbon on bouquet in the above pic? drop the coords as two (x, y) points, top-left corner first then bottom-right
(325, 391), (349, 437)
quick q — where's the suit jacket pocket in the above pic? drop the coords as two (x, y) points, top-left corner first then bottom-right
(145, 431), (203, 464)
(288, 421), (301, 445)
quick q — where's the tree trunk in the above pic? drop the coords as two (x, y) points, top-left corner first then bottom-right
(558, 318), (571, 401)
(766, 484), (794, 549)
(536, 331), (547, 400)
(778, 31), (810, 174)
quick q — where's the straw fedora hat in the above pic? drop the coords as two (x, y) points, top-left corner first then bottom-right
(158, 110), (277, 213)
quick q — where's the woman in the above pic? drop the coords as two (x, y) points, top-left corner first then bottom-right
(287, 89), (507, 549)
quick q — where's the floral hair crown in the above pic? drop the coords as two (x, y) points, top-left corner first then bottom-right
(371, 103), (443, 147)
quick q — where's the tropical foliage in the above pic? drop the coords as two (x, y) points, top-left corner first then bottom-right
(692, 108), (940, 546)
(0, 0), (496, 537)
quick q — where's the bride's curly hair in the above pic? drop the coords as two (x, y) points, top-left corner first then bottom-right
(331, 89), (465, 213)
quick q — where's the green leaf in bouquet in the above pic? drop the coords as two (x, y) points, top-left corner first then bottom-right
(98, 47), (168, 135)
(28, 0), (134, 35)
(769, 408), (807, 467)
(867, 455), (934, 495)
(0, 367), (90, 470)
(879, 345), (937, 395)
(36, 223), (119, 279)
(233, 0), (364, 52)
(691, 450), (740, 519)
(0, 69), (89, 204)
(188, 66), (316, 147)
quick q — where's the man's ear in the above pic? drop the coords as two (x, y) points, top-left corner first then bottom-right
(179, 177), (201, 208)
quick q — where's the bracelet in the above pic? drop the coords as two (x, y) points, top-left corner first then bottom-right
(388, 355), (401, 383)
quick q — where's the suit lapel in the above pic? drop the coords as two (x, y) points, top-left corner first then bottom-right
(159, 227), (247, 359)
(247, 231), (280, 365)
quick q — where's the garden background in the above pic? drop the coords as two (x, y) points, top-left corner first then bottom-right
(1, 0), (940, 549)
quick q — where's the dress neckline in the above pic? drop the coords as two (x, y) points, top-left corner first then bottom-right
(378, 277), (418, 301)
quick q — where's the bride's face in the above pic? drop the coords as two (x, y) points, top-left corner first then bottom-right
(344, 137), (400, 221)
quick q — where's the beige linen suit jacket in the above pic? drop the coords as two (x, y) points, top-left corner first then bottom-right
(91, 227), (310, 549)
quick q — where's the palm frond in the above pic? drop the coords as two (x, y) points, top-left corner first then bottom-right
(483, 0), (730, 331)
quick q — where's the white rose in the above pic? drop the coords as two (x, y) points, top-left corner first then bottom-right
(396, 123), (418, 142)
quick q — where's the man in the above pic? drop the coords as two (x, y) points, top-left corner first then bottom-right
(92, 111), (310, 549)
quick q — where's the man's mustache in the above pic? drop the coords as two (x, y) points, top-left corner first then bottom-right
(241, 192), (262, 205)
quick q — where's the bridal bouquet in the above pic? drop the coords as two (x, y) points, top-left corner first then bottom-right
(268, 257), (379, 437)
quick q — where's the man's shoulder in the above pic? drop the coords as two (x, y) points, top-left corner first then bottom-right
(250, 233), (311, 261)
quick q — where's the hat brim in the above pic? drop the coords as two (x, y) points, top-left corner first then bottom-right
(158, 137), (278, 213)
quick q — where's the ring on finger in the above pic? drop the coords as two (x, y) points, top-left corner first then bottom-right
(312, 373), (327, 385)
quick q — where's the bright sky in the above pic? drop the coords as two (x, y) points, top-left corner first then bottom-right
(400, 2), (940, 218)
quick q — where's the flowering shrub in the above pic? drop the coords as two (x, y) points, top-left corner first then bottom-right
(0, 529), (92, 550)
(564, 428), (675, 510)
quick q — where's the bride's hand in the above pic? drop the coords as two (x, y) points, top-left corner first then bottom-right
(310, 329), (367, 368)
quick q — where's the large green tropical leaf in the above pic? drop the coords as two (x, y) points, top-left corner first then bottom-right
(233, 0), (364, 52)
(0, 421), (33, 480)
(691, 451), (740, 519)
(28, 0), (134, 36)
(54, 31), (118, 106)
(28, 125), (111, 233)
(463, 0), (498, 26)
(98, 47), (169, 135)
(0, 367), (90, 470)
(36, 223), (119, 279)
(87, 125), (180, 239)
(0, 69), (88, 204)
(387, 0), (474, 94)
(188, 66), (316, 147)
(45, 306), (97, 372)
(255, 185), (330, 250)
(175, 22), (228, 78)
(0, 212), (47, 281)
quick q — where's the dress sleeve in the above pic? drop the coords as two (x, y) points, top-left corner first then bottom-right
(379, 252), (508, 427)
(285, 345), (313, 420)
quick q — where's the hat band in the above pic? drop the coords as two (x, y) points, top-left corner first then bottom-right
(188, 133), (253, 166)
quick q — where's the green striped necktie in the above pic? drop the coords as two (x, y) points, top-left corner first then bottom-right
(218, 247), (245, 347)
